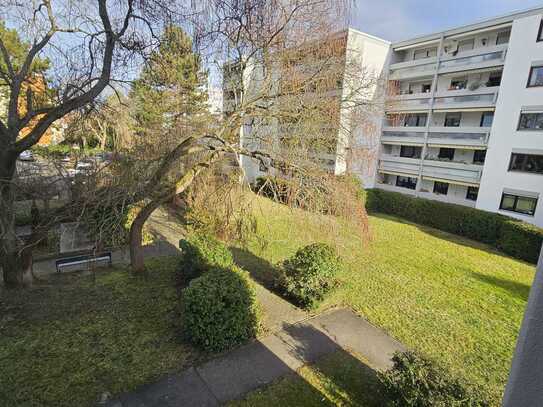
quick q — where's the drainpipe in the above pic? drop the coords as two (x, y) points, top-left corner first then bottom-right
(502, 245), (543, 407)
(416, 34), (444, 195)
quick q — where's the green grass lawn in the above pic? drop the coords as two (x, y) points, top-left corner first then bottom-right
(0, 257), (203, 407)
(230, 350), (383, 407)
(234, 195), (536, 405)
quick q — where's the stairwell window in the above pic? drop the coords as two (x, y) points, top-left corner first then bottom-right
(518, 112), (543, 130)
(527, 65), (543, 88)
(500, 193), (538, 216)
(509, 153), (543, 174)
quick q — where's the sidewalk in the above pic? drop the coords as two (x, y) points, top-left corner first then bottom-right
(105, 308), (405, 407)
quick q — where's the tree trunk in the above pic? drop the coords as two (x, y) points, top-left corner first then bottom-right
(0, 149), (33, 288)
(129, 199), (163, 274)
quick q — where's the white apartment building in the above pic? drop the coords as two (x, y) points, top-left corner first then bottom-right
(226, 7), (543, 228)
(375, 7), (543, 228)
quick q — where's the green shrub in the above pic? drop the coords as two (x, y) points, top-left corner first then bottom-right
(380, 351), (489, 407)
(366, 189), (543, 264)
(178, 233), (234, 283)
(278, 243), (342, 309)
(182, 266), (260, 352)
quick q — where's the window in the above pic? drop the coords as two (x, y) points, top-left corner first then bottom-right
(404, 113), (427, 127)
(396, 176), (417, 190)
(438, 148), (455, 160)
(508, 153), (543, 174)
(422, 83), (432, 93)
(400, 145), (421, 159)
(496, 30), (511, 45)
(518, 112), (543, 130)
(487, 71), (502, 87)
(480, 112), (494, 127)
(527, 65), (543, 87)
(473, 150), (487, 164)
(413, 47), (437, 60)
(458, 39), (474, 52)
(538, 19), (543, 42)
(444, 112), (461, 127)
(466, 186), (479, 201)
(450, 77), (468, 90)
(500, 193), (538, 216)
(433, 181), (449, 195)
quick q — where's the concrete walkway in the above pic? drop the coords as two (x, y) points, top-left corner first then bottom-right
(105, 308), (405, 407)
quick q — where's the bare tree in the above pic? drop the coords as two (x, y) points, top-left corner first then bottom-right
(0, 0), (175, 288)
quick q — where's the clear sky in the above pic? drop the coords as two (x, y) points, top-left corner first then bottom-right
(352, 0), (543, 42)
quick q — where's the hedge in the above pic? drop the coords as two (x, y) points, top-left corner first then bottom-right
(366, 189), (543, 264)
(380, 351), (489, 406)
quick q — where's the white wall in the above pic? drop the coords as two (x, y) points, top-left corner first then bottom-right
(478, 13), (543, 227)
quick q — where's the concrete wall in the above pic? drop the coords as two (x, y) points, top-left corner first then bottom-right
(477, 13), (543, 227)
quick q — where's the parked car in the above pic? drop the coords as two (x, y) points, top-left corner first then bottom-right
(19, 150), (34, 161)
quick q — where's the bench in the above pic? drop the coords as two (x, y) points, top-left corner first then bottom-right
(56, 252), (112, 273)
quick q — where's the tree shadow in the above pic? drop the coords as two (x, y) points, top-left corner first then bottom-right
(471, 272), (531, 301)
(229, 246), (281, 290)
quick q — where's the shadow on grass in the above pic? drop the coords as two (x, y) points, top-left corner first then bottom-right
(230, 246), (281, 290)
(471, 272), (531, 301)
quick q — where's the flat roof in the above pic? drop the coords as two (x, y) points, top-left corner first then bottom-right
(392, 5), (543, 49)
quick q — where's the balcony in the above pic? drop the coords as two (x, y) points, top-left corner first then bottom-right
(432, 87), (498, 110)
(438, 44), (508, 74)
(378, 155), (421, 177)
(376, 182), (417, 195)
(381, 127), (425, 145)
(427, 127), (489, 149)
(386, 94), (432, 112)
(389, 59), (437, 81)
(418, 190), (476, 207)
(422, 159), (483, 186)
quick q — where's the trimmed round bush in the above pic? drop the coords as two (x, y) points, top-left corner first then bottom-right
(182, 266), (260, 352)
(178, 233), (234, 283)
(279, 243), (342, 309)
(380, 351), (489, 406)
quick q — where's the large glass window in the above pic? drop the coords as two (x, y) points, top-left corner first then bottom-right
(444, 113), (461, 127)
(527, 65), (543, 88)
(500, 193), (538, 216)
(396, 176), (417, 190)
(518, 112), (543, 130)
(480, 112), (494, 127)
(433, 181), (449, 195)
(466, 186), (479, 201)
(438, 148), (455, 160)
(400, 145), (421, 159)
(508, 153), (543, 174)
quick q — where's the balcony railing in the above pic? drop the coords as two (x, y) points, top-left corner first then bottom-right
(433, 89), (497, 109)
(381, 127), (425, 145)
(379, 155), (421, 176)
(438, 44), (507, 73)
(422, 159), (483, 185)
(427, 128), (489, 148)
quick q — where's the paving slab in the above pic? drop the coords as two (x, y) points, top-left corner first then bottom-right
(308, 308), (406, 371)
(254, 284), (308, 333)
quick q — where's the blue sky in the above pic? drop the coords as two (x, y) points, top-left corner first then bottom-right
(352, 0), (543, 42)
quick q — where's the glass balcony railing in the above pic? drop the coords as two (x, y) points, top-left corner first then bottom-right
(439, 51), (503, 69)
(433, 93), (495, 106)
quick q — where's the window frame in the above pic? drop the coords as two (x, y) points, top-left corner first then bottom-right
(400, 145), (421, 159)
(499, 193), (538, 216)
(496, 30), (511, 45)
(480, 112), (494, 127)
(538, 19), (543, 42)
(433, 181), (449, 195)
(517, 112), (543, 131)
(438, 147), (455, 160)
(527, 65), (543, 88)
(444, 112), (462, 127)
(473, 149), (487, 164)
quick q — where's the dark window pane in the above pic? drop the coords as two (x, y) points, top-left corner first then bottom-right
(396, 176), (417, 190)
(444, 113), (461, 127)
(500, 194), (517, 211)
(433, 181), (449, 195)
(496, 30), (510, 45)
(500, 193), (538, 216)
(509, 153), (543, 174)
(473, 150), (486, 164)
(400, 146), (421, 158)
(438, 148), (455, 160)
(487, 72), (502, 87)
(518, 113), (543, 130)
(466, 186), (479, 201)
(528, 66), (543, 87)
(480, 112), (494, 127)
(538, 19), (543, 42)
(450, 78), (467, 90)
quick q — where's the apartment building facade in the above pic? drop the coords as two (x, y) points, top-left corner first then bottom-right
(375, 7), (543, 228)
